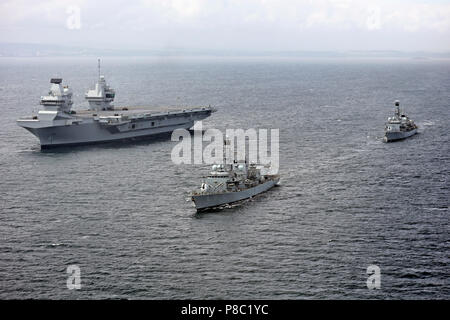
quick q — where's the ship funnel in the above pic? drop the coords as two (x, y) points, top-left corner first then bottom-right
(394, 100), (401, 117)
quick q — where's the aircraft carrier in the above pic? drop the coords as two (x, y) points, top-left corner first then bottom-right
(17, 60), (216, 149)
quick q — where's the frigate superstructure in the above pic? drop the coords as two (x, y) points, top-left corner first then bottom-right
(383, 100), (417, 142)
(191, 138), (279, 211)
(17, 60), (215, 148)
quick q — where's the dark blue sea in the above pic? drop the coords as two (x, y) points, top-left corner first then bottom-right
(0, 57), (448, 299)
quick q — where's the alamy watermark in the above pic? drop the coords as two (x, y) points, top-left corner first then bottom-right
(366, 265), (381, 290)
(66, 265), (81, 290)
(170, 121), (279, 174)
(66, 6), (81, 30)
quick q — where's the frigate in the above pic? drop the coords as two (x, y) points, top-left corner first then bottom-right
(191, 138), (279, 211)
(383, 100), (417, 142)
(17, 60), (216, 149)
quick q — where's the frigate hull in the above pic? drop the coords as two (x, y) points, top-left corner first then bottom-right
(384, 128), (417, 142)
(192, 178), (279, 211)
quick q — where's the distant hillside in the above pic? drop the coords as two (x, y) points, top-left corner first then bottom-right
(1, 42), (449, 59)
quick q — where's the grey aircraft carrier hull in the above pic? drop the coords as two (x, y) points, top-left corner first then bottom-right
(192, 178), (279, 211)
(17, 107), (213, 148)
(384, 128), (417, 142)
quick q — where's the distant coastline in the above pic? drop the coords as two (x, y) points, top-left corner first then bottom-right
(1, 42), (450, 59)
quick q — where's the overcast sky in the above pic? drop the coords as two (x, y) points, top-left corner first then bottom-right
(1, 0), (449, 52)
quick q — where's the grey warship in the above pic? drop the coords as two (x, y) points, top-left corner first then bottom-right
(383, 100), (417, 142)
(191, 138), (279, 211)
(17, 60), (215, 149)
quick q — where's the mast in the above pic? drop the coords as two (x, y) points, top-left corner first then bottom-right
(223, 135), (235, 169)
(395, 100), (400, 117)
(223, 136), (229, 165)
(85, 58), (115, 111)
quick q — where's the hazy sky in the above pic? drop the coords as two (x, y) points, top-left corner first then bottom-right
(1, 0), (449, 52)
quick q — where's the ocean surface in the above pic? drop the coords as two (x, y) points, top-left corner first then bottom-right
(0, 57), (448, 299)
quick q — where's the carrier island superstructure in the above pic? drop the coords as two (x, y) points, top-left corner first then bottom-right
(17, 61), (216, 148)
